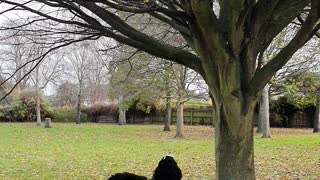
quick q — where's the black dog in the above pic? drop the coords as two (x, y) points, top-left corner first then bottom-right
(152, 155), (182, 180)
(108, 172), (147, 180)
(108, 154), (182, 180)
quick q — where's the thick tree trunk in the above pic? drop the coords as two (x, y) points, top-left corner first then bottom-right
(261, 85), (271, 138)
(175, 101), (184, 138)
(313, 93), (320, 133)
(118, 95), (126, 125)
(163, 94), (171, 131)
(215, 98), (256, 180)
(75, 93), (81, 124)
(36, 91), (41, 126)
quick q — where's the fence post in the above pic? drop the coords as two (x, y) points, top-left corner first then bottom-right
(45, 118), (52, 128)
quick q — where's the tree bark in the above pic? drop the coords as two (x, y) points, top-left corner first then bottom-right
(175, 101), (184, 138)
(256, 110), (262, 133)
(36, 90), (41, 126)
(256, 96), (262, 133)
(314, 92), (320, 133)
(261, 85), (271, 138)
(163, 93), (171, 131)
(35, 64), (41, 126)
(75, 92), (81, 124)
(118, 95), (126, 125)
(215, 99), (256, 180)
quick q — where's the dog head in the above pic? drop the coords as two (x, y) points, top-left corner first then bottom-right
(152, 154), (182, 180)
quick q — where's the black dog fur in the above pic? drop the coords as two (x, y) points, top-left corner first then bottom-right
(108, 172), (147, 180)
(152, 155), (182, 180)
(108, 155), (182, 180)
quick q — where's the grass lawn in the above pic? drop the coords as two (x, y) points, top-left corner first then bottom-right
(0, 123), (319, 180)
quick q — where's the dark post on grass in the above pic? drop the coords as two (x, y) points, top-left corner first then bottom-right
(45, 118), (52, 128)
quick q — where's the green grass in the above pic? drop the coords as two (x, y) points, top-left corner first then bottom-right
(0, 123), (319, 179)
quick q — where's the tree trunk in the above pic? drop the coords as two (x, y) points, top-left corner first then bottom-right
(215, 99), (256, 180)
(118, 95), (126, 125)
(75, 93), (81, 124)
(175, 101), (184, 138)
(261, 85), (271, 138)
(36, 91), (41, 126)
(256, 101), (262, 133)
(16, 61), (22, 93)
(163, 94), (171, 131)
(314, 92), (320, 133)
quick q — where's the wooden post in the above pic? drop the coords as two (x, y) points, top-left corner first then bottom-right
(45, 118), (52, 128)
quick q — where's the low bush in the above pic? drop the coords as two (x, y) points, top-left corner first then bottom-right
(0, 90), (54, 122)
(269, 97), (315, 127)
(52, 106), (88, 123)
(82, 104), (118, 122)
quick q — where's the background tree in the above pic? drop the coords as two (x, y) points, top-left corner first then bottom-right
(0, 26), (33, 92)
(0, 1), (319, 179)
(171, 64), (207, 138)
(30, 55), (64, 126)
(272, 71), (320, 131)
(107, 48), (165, 125)
(162, 61), (174, 131)
(277, 72), (320, 109)
(257, 24), (319, 137)
(0, 22), (65, 125)
(66, 42), (92, 124)
(54, 81), (78, 107)
(259, 85), (271, 138)
(108, 49), (207, 134)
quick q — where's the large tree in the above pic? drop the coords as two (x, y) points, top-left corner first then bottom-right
(0, 1), (319, 179)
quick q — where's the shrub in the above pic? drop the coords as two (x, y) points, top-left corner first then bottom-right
(269, 96), (316, 127)
(81, 104), (118, 122)
(52, 107), (74, 122)
(0, 90), (54, 122)
(52, 106), (88, 123)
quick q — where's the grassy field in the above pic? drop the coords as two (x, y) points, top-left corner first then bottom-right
(0, 123), (319, 180)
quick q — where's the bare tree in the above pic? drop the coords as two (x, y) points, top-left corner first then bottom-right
(66, 42), (91, 124)
(171, 64), (207, 138)
(0, 26), (33, 92)
(30, 54), (64, 126)
(64, 40), (110, 124)
(0, 22), (64, 125)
